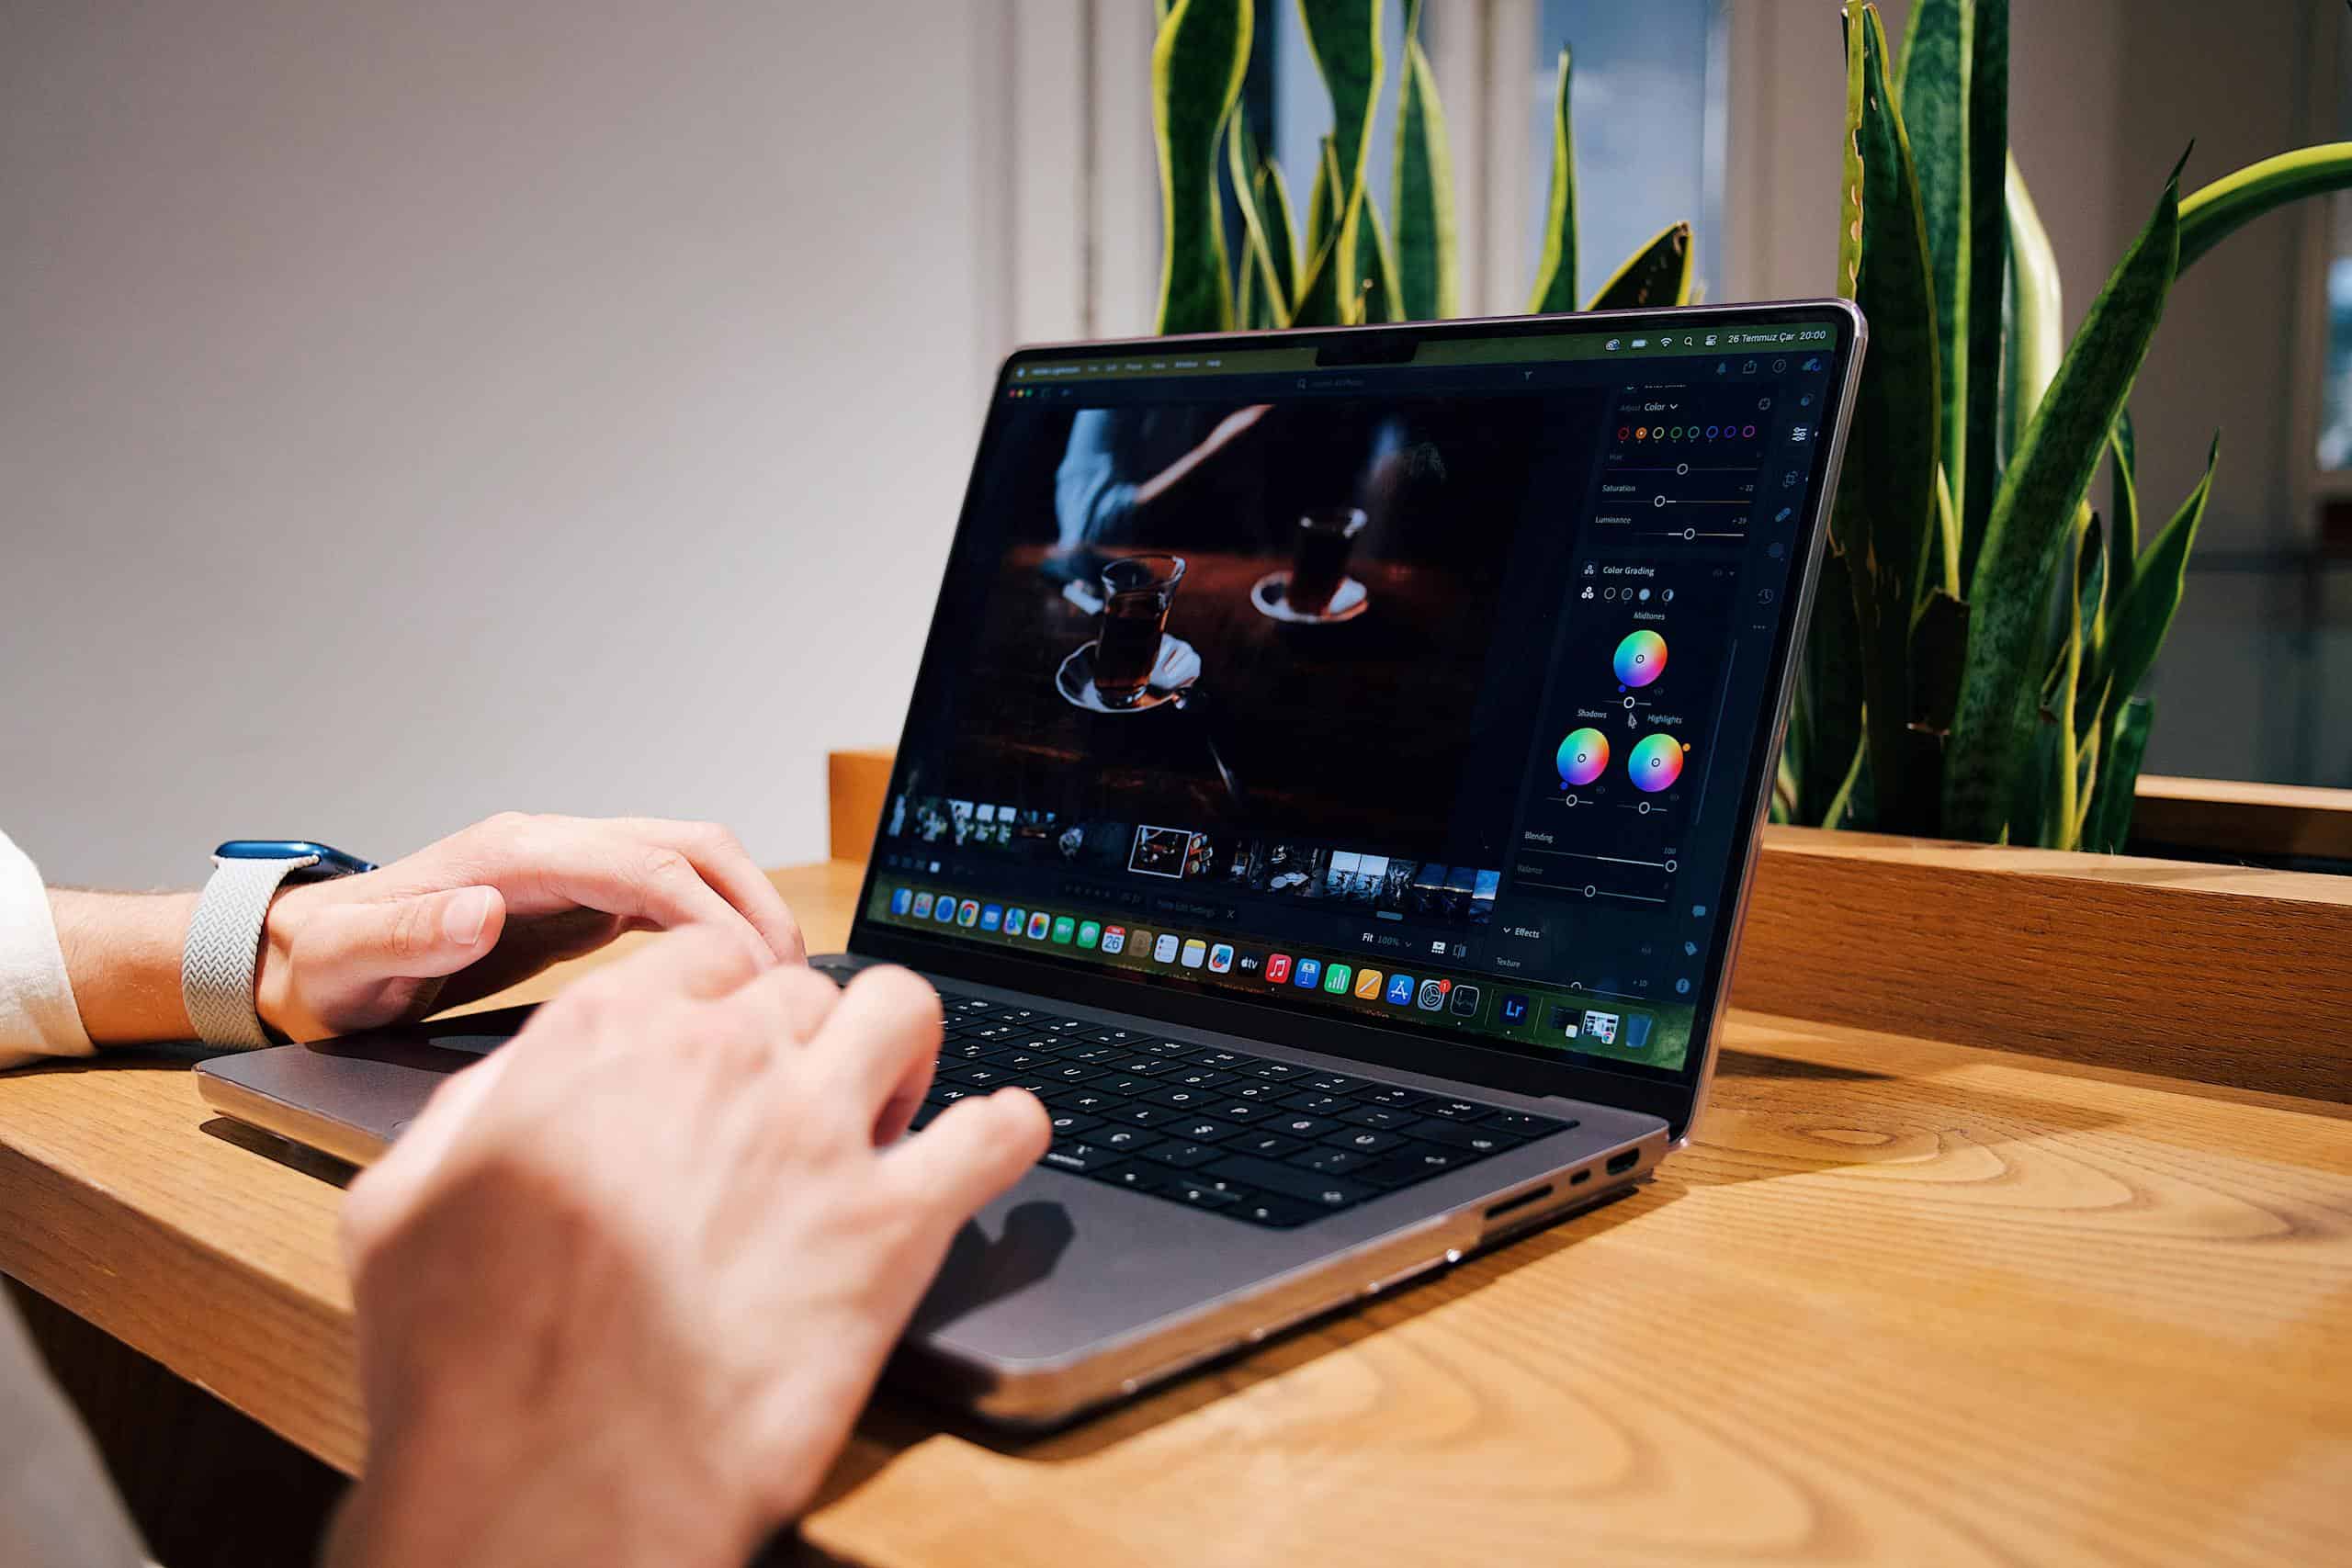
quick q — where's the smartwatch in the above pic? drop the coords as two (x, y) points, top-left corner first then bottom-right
(181, 840), (378, 1048)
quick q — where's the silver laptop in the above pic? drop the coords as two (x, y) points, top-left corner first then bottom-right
(201, 301), (1864, 1427)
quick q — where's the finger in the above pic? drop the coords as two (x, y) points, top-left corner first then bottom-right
(460, 818), (773, 965)
(797, 965), (942, 1129)
(880, 1089), (1050, 1229)
(604, 818), (806, 964)
(706, 960), (842, 1052)
(544, 923), (763, 1024)
(298, 886), (509, 989)
(340, 1046), (515, 1266)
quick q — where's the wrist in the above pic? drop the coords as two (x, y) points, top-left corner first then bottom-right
(48, 889), (200, 1044)
(332, 1410), (763, 1568)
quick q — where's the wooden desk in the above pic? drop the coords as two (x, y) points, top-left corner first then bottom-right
(3, 860), (2348, 1565)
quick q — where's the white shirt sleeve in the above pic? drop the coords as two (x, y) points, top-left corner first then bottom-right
(0, 830), (96, 1069)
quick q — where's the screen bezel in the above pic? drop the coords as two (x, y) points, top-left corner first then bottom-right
(846, 300), (1866, 1140)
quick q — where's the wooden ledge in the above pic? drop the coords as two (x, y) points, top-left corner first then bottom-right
(826, 750), (2350, 1103)
(1734, 827), (2350, 1102)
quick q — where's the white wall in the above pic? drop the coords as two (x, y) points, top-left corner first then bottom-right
(2, 0), (1009, 886)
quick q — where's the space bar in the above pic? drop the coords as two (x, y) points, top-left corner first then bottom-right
(1202, 1155), (1372, 1206)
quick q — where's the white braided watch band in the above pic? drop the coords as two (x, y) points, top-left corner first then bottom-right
(181, 853), (318, 1048)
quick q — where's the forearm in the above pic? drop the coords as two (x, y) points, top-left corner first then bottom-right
(46, 889), (198, 1044)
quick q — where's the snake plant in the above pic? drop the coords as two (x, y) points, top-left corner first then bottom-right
(1152, 0), (1696, 335)
(1782, 0), (2352, 850)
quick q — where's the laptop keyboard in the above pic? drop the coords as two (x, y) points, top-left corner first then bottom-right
(824, 965), (1577, 1230)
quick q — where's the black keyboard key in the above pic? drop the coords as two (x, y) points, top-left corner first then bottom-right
(1353, 1146), (1468, 1188)
(1053, 1089), (1122, 1115)
(1359, 1086), (1430, 1109)
(944, 997), (995, 1014)
(1046, 1111), (1102, 1139)
(1248, 1061), (1306, 1081)
(1168, 1067), (1235, 1089)
(1108, 1103), (1179, 1127)
(1145, 1085), (1219, 1111)
(967, 1023), (1023, 1041)
(1169, 1180), (1239, 1211)
(944, 1064), (1009, 1088)
(994, 1050), (1060, 1072)
(1480, 1111), (1565, 1136)
(1080, 1027), (1148, 1045)
(1202, 1101), (1275, 1124)
(1408, 1119), (1526, 1155)
(1184, 1049), (1245, 1068)
(1303, 1074), (1366, 1094)
(1233, 1132), (1305, 1160)
(1107, 1056), (1174, 1077)
(1042, 1019), (1089, 1034)
(1098, 1076), (1160, 1098)
(1267, 1113), (1339, 1140)
(1419, 1098), (1487, 1121)
(1094, 1161), (1170, 1193)
(1061, 1043), (1123, 1064)
(925, 1084), (977, 1107)
(1202, 1154), (1370, 1210)
(1142, 1040), (1192, 1057)
(1139, 1140), (1222, 1170)
(1279, 1092), (1352, 1115)
(1231, 1194), (1318, 1228)
(1042, 1140), (1121, 1174)
(1321, 1127), (1408, 1156)
(1338, 1105), (1417, 1132)
(1168, 1118), (1239, 1144)
(1095, 1126), (1162, 1156)
(995, 1008), (1045, 1022)
(1289, 1145), (1369, 1176)
(1222, 1080), (1287, 1101)
(1007, 1078), (1055, 1098)
(1046, 1063), (1105, 1086)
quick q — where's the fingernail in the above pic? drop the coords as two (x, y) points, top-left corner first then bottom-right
(443, 886), (495, 945)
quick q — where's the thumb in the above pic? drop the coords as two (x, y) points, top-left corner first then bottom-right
(310, 885), (508, 987)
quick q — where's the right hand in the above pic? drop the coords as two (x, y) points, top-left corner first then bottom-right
(325, 935), (1049, 1568)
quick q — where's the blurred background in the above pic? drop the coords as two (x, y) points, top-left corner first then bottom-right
(5, 0), (2344, 885)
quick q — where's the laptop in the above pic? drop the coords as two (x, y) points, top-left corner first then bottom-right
(200, 300), (1865, 1427)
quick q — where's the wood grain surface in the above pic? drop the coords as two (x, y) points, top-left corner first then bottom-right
(3, 857), (2348, 1566)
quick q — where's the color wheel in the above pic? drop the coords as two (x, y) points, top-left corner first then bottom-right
(1614, 629), (1668, 688)
(1555, 728), (1610, 787)
(1630, 733), (1685, 792)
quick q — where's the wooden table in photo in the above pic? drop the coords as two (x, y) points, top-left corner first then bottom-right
(2, 853), (2349, 1566)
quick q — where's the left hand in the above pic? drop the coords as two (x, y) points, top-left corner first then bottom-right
(256, 813), (805, 1042)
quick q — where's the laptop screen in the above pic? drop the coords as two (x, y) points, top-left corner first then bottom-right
(858, 308), (1855, 1091)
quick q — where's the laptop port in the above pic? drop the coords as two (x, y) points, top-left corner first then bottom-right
(1607, 1149), (1639, 1176)
(1483, 1183), (1555, 1222)
(1569, 1168), (1590, 1186)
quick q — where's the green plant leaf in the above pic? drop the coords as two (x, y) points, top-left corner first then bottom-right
(1996, 152), (2062, 582)
(2075, 510), (2108, 690)
(1945, 154), (2181, 841)
(1834, 4), (1943, 835)
(1584, 221), (1694, 310)
(1226, 109), (1291, 329)
(1297, 0), (1385, 312)
(1912, 586), (1971, 736)
(2177, 142), (2352, 273)
(1290, 138), (1355, 326)
(1899, 0), (2008, 579)
(1152, 0), (1252, 334)
(1258, 158), (1303, 307)
(1527, 48), (1579, 313)
(1796, 541), (1865, 826)
(2082, 695), (2152, 853)
(1362, 189), (1404, 322)
(2096, 433), (2217, 718)
(1392, 28), (1459, 320)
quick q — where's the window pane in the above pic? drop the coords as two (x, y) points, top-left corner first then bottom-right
(1528, 0), (1726, 306)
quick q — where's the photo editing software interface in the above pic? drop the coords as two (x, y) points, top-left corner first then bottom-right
(868, 318), (1844, 1081)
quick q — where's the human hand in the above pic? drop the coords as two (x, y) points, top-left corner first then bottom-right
(256, 814), (804, 1043)
(327, 934), (1049, 1568)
